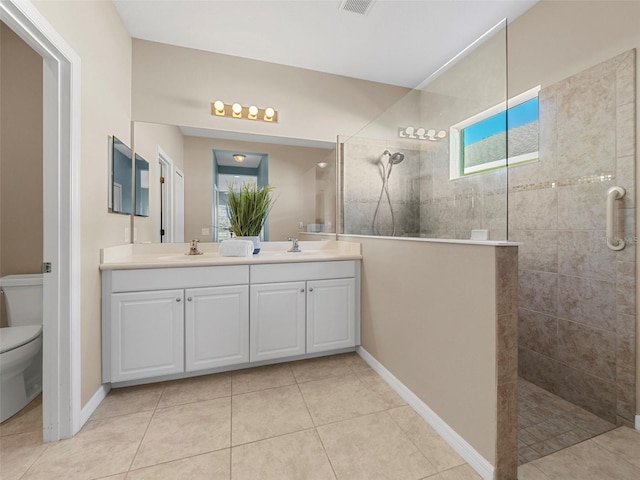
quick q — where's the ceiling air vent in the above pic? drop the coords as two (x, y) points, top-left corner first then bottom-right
(339, 0), (375, 16)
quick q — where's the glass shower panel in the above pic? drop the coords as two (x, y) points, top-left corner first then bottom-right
(340, 20), (508, 240)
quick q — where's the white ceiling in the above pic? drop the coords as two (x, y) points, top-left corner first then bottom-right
(114, 0), (537, 88)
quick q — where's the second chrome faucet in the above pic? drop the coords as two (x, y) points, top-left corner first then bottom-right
(287, 237), (301, 253)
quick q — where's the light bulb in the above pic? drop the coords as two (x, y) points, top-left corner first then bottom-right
(426, 129), (436, 137)
(264, 107), (275, 121)
(248, 105), (258, 119)
(317, 162), (328, 169)
(416, 127), (426, 137)
(436, 130), (447, 139)
(213, 100), (225, 115)
(233, 154), (246, 163)
(232, 103), (242, 117)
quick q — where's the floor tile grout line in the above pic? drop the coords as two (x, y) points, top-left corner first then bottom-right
(231, 425), (318, 449)
(124, 447), (232, 476)
(125, 386), (165, 473)
(385, 406), (440, 474)
(231, 381), (297, 398)
(230, 384), (234, 478)
(313, 426), (339, 480)
(295, 381), (318, 428)
(15, 436), (51, 480)
(156, 392), (232, 411)
(585, 435), (640, 471)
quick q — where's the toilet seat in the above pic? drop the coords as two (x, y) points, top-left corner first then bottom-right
(0, 326), (42, 354)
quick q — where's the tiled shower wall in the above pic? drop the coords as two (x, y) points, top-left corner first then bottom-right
(512, 50), (636, 425)
(342, 138), (421, 236)
(342, 137), (509, 240)
(419, 142), (508, 240)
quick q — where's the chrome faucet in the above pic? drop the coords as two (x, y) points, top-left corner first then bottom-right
(187, 239), (203, 255)
(287, 237), (301, 253)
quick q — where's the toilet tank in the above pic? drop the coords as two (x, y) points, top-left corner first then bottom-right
(0, 274), (43, 327)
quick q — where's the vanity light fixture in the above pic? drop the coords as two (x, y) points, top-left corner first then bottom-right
(398, 126), (447, 141)
(233, 154), (246, 163)
(211, 101), (278, 123)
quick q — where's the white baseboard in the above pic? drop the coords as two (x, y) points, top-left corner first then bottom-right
(80, 384), (111, 426)
(356, 347), (495, 480)
(636, 415), (640, 431)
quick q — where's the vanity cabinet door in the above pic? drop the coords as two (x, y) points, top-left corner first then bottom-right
(110, 289), (184, 382)
(250, 282), (306, 362)
(307, 278), (356, 353)
(185, 285), (249, 371)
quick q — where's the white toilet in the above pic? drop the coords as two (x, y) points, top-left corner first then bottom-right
(0, 273), (43, 423)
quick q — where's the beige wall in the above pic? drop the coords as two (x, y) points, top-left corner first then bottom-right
(32, 0), (132, 406)
(131, 39), (410, 144)
(507, 0), (640, 418)
(0, 22), (43, 327)
(183, 136), (330, 242)
(341, 235), (504, 464)
(132, 122), (185, 243)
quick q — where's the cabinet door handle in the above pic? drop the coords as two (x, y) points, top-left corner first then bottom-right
(187, 297), (193, 302)
(300, 288), (305, 293)
(176, 297), (182, 302)
(309, 288), (314, 292)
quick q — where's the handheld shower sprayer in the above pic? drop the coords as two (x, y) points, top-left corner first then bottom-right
(372, 150), (405, 236)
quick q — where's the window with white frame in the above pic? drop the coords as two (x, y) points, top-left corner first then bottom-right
(449, 86), (540, 179)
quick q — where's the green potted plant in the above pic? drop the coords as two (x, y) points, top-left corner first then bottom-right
(227, 182), (275, 254)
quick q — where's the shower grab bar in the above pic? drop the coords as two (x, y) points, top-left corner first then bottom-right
(606, 186), (626, 251)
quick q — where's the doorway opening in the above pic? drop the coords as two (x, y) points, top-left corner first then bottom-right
(0, 0), (82, 441)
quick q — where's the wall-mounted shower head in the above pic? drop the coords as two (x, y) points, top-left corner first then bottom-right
(389, 152), (404, 165)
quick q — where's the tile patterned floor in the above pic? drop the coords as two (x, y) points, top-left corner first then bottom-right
(518, 378), (616, 465)
(518, 427), (640, 480)
(0, 353), (478, 480)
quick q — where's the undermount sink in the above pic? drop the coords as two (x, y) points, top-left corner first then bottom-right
(261, 250), (321, 256)
(156, 253), (217, 261)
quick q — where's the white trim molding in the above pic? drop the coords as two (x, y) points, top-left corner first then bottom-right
(635, 415), (640, 431)
(356, 347), (495, 480)
(80, 385), (111, 425)
(1, 0), (82, 441)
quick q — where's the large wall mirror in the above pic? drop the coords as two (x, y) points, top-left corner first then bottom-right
(131, 121), (338, 244)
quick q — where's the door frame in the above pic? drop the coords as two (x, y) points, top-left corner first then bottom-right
(156, 146), (174, 243)
(173, 167), (184, 242)
(1, 0), (82, 440)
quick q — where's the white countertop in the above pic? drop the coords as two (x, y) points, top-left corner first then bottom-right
(100, 241), (362, 270)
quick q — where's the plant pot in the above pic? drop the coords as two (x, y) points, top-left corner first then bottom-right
(238, 236), (261, 254)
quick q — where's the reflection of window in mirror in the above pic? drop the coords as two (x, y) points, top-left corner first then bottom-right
(110, 136), (133, 215)
(135, 153), (150, 217)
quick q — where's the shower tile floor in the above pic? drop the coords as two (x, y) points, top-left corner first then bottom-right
(518, 377), (617, 465)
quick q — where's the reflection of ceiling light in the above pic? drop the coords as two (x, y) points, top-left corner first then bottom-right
(233, 154), (246, 163)
(317, 162), (328, 168)
(398, 126), (448, 141)
(211, 101), (278, 123)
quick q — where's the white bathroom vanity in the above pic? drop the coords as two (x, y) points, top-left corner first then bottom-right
(100, 241), (361, 386)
